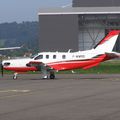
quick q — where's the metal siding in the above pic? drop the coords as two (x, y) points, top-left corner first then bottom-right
(72, 0), (120, 7)
(39, 14), (79, 52)
(78, 28), (105, 50)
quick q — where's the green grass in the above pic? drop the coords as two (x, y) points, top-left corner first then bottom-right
(1, 60), (120, 74)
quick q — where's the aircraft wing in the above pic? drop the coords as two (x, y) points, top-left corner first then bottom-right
(0, 46), (22, 51)
(27, 61), (54, 72)
(28, 60), (65, 71)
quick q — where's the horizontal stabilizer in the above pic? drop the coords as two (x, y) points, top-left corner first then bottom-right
(105, 52), (120, 58)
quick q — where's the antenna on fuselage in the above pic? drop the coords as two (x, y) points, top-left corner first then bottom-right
(68, 49), (72, 53)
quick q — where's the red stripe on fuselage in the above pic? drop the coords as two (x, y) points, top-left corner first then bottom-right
(3, 66), (37, 72)
(47, 54), (110, 71)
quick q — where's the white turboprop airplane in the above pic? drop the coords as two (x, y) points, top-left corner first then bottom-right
(2, 30), (120, 79)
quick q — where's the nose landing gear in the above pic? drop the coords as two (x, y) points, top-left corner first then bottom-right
(13, 72), (18, 79)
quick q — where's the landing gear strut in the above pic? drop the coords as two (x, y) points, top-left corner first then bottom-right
(42, 70), (55, 79)
(42, 75), (48, 79)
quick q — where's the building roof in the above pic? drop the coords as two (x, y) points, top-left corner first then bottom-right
(72, 0), (120, 7)
(38, 7), (120, 15)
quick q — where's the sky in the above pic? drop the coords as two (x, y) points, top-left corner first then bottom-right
(0, 0), (72, 23)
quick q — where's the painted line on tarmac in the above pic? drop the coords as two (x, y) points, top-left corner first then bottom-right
(0, 89), (32, 99)
(0, 88), (47, 100)
(0, 89), (30, 93)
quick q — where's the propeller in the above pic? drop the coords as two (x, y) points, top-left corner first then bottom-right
(0, 56), (4, 77)
(1, 63), (3, 77)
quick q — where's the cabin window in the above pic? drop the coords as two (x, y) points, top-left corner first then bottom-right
(62, 55), (66, 59)
(34, 55), (43, 60)
(46, 55), (49, 59)
(53, 55), (56, 59)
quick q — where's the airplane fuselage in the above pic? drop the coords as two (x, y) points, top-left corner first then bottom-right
(2, 49), (110, 72)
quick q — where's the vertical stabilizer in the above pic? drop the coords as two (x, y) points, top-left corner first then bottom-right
(94, 30), (120, 52)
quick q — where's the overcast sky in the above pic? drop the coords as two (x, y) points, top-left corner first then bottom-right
(0, 0), (72, 23)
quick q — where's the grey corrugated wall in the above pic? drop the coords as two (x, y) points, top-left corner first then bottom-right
(39, 14), (79, 52)
(72, 0), (120, 7)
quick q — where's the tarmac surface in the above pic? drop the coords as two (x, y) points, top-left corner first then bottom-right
(0, 74), (120, 120)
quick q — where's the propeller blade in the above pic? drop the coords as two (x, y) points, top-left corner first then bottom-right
(0, 56), (4, 77)
(1, 64), (3, 77)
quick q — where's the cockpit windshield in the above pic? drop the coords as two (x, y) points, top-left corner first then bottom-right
(30, 54), (38, 59)
(34, 55), (43, 60)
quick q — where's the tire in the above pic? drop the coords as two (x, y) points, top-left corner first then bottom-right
(50, 74), (55, 79)
(13, 75), (17, 79)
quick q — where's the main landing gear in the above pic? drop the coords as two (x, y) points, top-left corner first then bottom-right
(42, 70), (55, 79)
(42, 73), (55, 79)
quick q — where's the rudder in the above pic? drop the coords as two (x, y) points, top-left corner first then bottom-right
(94, 30), (120, 52)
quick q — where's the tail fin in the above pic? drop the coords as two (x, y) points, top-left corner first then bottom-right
(94, 30), (120, 52)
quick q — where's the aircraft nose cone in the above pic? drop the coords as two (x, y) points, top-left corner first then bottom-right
(2, 61), (4, 66)
(1, 61), (4, 67)
(2, 61), (11, 66)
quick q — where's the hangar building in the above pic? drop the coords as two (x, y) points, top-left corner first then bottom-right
(38, 0), (120, 52)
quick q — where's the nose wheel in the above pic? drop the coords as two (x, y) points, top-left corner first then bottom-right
(13, 73), (18, 79)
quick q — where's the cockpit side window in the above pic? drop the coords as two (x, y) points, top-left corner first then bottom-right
(34, 55), (43, 60)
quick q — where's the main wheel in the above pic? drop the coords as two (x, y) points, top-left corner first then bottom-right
(50, 74), (55, 79)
